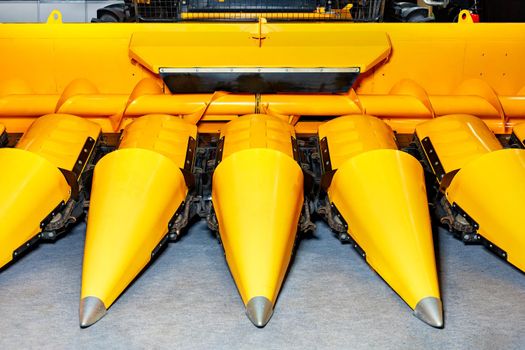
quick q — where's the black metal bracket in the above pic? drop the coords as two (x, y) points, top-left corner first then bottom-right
(291, 136), (299, 162)
(180, 136), (198, 189)
(481, 238), (508, 261)
(167, 200), (187, 238)
(215, 136), (225, 166)
(59, 169), (80, 201)
(184, 136), (196, 172)
(451, 202), (479, 231)
(329, 203), (366, 260)
(318, 136), (337, 191)
(320, 169), (336, 192)
(449, 202), (507, 260)
(0, 130), (7, 148)
(330, 203), (348, 232)
(421, 136), (446, 181)
(508, 132), (525, 149)
(40, 201), (66, 229)
(13, 233), (42, 259)
(58, 134), (99, 201)
(151, 233), (170, 258)
(319, 136), (332, 173)
(72, 136), (97, 178)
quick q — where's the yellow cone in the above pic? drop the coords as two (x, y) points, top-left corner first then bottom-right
(80, 114), (196, 327)
(213, 148), (303, 326)
(446, 148), (525, 272)
(211, 114), (304, 327)
(0, 148), (70, 267)
(320, 115), (441, 327)
(328, 150), (440, 313)
(0, 114), (100, 269)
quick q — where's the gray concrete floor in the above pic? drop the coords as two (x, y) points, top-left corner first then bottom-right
(0, 221), (524, 349)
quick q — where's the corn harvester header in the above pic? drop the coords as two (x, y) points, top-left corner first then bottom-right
(0, 8), (524, 329)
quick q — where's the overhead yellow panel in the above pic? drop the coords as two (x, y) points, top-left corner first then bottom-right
(129, 30), (391, 73)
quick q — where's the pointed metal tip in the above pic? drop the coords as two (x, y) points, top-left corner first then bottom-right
(79, 296), (107, 328)
(414, 297), (444, 328)
(245, 296), (274, 328)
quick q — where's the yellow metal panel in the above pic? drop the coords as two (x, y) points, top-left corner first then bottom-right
(16, 114), (101, 172)
(81, 114), (196, 323)
(446, 149), (525, 272)
(415, 114), (502, 174)
(0, 148), (70, 267)
(328, 149), (439, 310)
(119, 114), (197, 169)
(129, 29), (390, 73)
(220, 114), (296, 160)
(212, 114), (303, 325)
(318, 114), (397, 170)
(212, 148), (303, 305)
(0, 22), (525, 133)
(81, 147), (187, 309)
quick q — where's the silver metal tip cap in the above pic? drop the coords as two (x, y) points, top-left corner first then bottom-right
(414, 296), (444, 328)
(79, 296), (106, 328)
(245, 296), (274, 328)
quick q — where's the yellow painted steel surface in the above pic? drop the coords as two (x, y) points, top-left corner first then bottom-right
(119, 114), (196, 168)
(0, 21), (524, 134)
(0, 148), (70, 267)
(318, 114), (397, 170)
(416, 114), (502, 175)
(16, 114), (101, 172)
(445, 149), (525, 271)
(81, 115), (196, 311)
(219, 113), (296, 160)
(129, 30), (390, 73)
(212, 114), (303, 307)
(0, 114), (100, 268)
(417, 115), (525, 272)
(320, 115), (439, 311)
